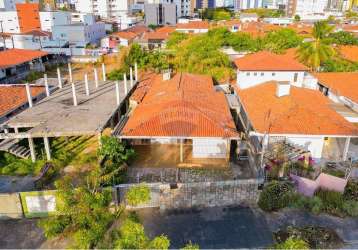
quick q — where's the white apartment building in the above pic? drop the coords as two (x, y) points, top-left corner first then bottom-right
(148, 0), (190, 17)
(293, 0), (329, 17)
(39, 11), (72, 32)
(0, 11), (20, 33)
(0, 0), (38, 11)
(234, 0), (263, 10)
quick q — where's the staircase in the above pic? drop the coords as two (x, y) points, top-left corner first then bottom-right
(0, 139), (30, 159)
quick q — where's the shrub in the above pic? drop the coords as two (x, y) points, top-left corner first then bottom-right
(343, 181), (358, 202)
(342, 200), (358, 217)
(315, 189), (344, 216)
(181, 242), (200, 250)
(274, 237), (309, 249)
(38, 216), (71, 238)
(289, 194), (322, 214)
(126, 184), (151, 206)
(258, 181), (294, 211)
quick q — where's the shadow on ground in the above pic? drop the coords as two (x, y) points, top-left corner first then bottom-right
(138, 206), (274, 249)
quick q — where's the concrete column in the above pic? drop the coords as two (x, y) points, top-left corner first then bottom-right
(94, 68), (99, 88)
(28, 137), (36, 163)
(130, 67), (133, 88)
(134, 63), (138, 82)
(84, 73), (90, 96)
(43, 136), (51, 161)
(68, 63), (73, 83)
(25, 83), (33, 108)
(71, 83), (78, 106)
(57, 67), (62, 89)
(180, 139), (184, 163)
(4, 128), (8, 134)
(343, 137), (351, 161)
(116, 81), (120, 105)
(102, 63), (106, 82)
(14, 127), (19, 142)
(123, 74), (128, 94)
(44, 73), (50, 97)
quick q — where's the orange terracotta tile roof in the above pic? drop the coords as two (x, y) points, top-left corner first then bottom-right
(127, 25), (150, 35)
(237, 81), (358, 136)
(0, 85), (45, 117)
(342, 25), (358, 33)
(121, 73), (239, 138)
(130, 72), (157, 103)
(338, 45), (358, 62)
(155, 26), (177, 33)
(314, 72), (358, 104)
(0, 49), (48, 69)
(111, 31), (137, 40)
(234, 50), (308, 71)
(176, 21), (209, 30)
(142, 31), (171, 40)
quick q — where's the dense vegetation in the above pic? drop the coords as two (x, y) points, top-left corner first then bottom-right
(274, 226), (343, 249)
(258, 180), (358, 217)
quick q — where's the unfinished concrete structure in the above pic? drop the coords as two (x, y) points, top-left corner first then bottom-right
(0, 63), (139, 162)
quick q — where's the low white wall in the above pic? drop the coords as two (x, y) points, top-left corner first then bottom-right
(192, 138), (228, 158)
(287, 136), (324, 159)
(237, 71), (305, 89)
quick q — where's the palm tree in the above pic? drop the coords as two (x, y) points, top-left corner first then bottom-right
(297, 21), (335, 71)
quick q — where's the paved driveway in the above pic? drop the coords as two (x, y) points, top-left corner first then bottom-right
(138, 206), (274, 249)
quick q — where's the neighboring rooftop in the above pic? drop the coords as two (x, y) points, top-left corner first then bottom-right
(176, 21), (209, 30)
(120, 73), (238, 138)
(111, 31), (138, 40)
(4, 80), (132, 138)
(0, 49), (48, 69)
(0, 85), (45, 118)
(234, 50), (308, 71)
(314, 72), (358, 104)
(338, 45), (358, 62)
(237, 81), (358, 136)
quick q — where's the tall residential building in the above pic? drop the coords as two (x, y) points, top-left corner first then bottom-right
(196, 0), (215, 8)
(160, 0), (191, 17)
(234, 0), (263, 9)
(287, 0), (329, 17)
(74, 0), (134, 20)
(144, 3), (177, 25)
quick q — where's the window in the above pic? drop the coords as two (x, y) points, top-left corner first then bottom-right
(272, 73), (276, 76)
(246, 72), (250, 76)
(261, 72), (264, 76)
(254, 72), (257, 76)
(294, 72), (298, 82)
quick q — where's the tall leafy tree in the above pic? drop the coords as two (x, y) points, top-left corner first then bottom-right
(297, 21), (335, 71)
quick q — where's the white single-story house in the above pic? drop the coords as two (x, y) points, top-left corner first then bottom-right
(234, 50), (319, 90)
(234, 81), (358, 162)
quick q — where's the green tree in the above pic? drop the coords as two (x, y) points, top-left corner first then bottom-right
(98, 136), (134, 164)
(115, 218), (170, 249)
(329, 31), (358, 45)
(297, 21), (335, 71)
(226, 32), (260, 52)
(39, 176), (116, 249)
(294, 14), (300, 22)
(263, 28), (302, 53)
(166, 32), (189, 49)
(213, 9), (231, 20)
(125, 184), (151, 206)
(274, 237), (309, 249)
